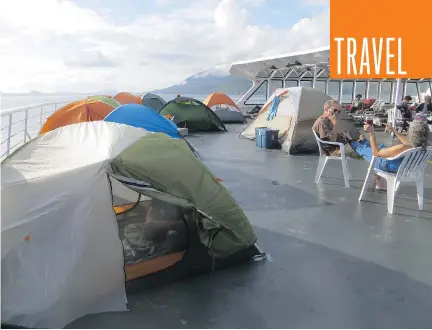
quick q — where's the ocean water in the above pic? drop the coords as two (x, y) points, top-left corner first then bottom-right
(0, 93), (241, 158)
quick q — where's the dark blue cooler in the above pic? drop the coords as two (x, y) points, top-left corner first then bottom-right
(255, 127), (279, 149)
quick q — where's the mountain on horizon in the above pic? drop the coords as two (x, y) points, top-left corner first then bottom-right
(151, 64), (252, 96)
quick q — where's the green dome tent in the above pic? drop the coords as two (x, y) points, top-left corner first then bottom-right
(1, 121), (259, 328)
(159, 97), (227, 132)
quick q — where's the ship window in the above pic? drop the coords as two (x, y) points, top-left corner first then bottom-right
(256, 71), (271, 78)
(341, 81), (354, 103)
(327, 81), (340, 101)
(355, 81), (367, 98)
(273, 70), (285, 78)
(286, 69), (300, 78)
(269, 80), (283, 95)
(368, 81), (379, 99)
(419, 81), (431, 94)
(299, 80), (312, 88)
(380, 81), (392, 103)
(405, 82), (419, 100)
(315, 80), (326, 93)
(318, 68), (330, 79)
(284, 80), (298, 88)
(245, 80), (267, 105)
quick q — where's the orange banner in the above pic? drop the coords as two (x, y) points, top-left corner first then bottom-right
(330, 0), (432, 79)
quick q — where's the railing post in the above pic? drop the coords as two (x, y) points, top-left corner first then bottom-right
(23, 110), (29, 143)
(39, 105), (44, 128)
(6, 114), (12, 157)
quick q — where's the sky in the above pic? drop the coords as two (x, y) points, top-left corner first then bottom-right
(0, 0), (329, 93)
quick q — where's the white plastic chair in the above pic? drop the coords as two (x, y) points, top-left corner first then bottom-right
(359, 147), (432, 214)
(313, 130), (351, 188)
(352, 99), (383, 124)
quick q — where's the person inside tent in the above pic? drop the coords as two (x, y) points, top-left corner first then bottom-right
(122, 199), (186, 261)
(416, 95), (432, 115)
(341, 115), (430, 190)
(350, 94), (364, 113)
(312, 99), (360, 158)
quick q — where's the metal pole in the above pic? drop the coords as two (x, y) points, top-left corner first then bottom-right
(6, 114), (12, 157)
(391, 78), (401, 138)
(338, 81), (344, 103)
(353, 80), (357, 100)
(312, 65), (317, 88)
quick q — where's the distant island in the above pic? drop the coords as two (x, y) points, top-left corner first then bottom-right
(151, 65), (252, 96)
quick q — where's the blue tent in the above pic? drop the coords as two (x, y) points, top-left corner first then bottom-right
(104, 104), (179, 138)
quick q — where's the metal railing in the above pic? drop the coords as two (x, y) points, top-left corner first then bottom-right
(1, 101), (70, 160)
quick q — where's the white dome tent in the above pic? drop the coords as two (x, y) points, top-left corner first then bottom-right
(240, 87), (360, 153)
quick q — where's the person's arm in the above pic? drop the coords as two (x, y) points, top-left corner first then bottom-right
(386, 124), (410, 145)
(367, 125), (409, 158)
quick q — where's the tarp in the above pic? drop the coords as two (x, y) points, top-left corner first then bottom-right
(241, 87), (360, 153)
(104, 104), (179, 138)
(39, 99), (116, 134)
(114, 92), (142, 105)
(141, 93), (166, 112)
(159, 97), (227, 132)
(266, 95), (280, 121)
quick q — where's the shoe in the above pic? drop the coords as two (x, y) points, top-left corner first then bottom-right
(375, 185), (387, 191)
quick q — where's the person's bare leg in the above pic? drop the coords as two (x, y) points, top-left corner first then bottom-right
(373, 174), (387, 190)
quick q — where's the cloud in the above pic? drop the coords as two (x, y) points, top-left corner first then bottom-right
(303, 0), (329, 6)
(0, 0), (329, 93)
(64, 50), (117, 68)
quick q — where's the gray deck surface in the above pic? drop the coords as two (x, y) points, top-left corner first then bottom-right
(68, 124), (432, 329)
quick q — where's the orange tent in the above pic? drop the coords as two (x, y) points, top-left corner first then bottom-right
(203, 92), (239, 109)
(40, 99), (116, 134)
(113, 92), (142, 105)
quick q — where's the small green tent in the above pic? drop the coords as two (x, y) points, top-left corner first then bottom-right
(88, 95), (121, 108)
(159, 97), (227, 132)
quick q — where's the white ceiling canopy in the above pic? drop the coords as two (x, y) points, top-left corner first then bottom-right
(229, 46), (330, 80)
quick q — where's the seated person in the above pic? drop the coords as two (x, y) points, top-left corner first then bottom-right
(312, 99), (360, 158)
(397, 95), (413, 132)
(350, 94), (364, 113)
(342, 116), (429, 190)
(416, 95), (432, 114)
